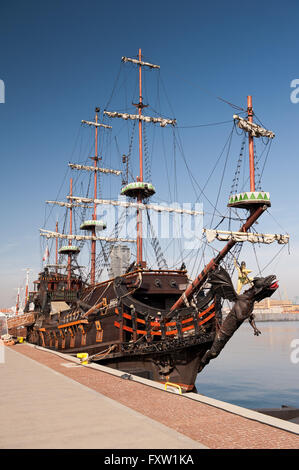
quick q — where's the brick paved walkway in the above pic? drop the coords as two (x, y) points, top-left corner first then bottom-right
(0, 346), (205, 449)
(4, 343), (299, 449)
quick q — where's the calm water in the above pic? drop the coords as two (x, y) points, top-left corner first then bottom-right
(195, 321), (299, 410)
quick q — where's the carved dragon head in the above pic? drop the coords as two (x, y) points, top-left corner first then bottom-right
(247, 275), (278, 302)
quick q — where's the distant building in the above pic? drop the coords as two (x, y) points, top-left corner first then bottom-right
(222, 297), (299, 320)
(0, 308), (13, 314)
(254, 298), (299, 314)
(0, 308), (14, 317)
(109, 245), (131, 278)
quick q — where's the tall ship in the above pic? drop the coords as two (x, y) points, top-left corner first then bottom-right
(7, 50), (289, 391)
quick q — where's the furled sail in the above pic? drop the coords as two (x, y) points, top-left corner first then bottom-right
(121, 56), (160, 69)
(40, 229), (135, 243)
(81, 119), (112, 129)
(233, 114), (275, 139)
(46, 200), (93, 209)
(67, 196), (203, 216)
(103, 111), (176, 127)
(68, 163), (121, 175)
(204, 229), (289, 244)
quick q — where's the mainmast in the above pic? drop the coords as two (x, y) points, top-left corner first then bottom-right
(91, 107), (100, 285)
(55, 221), (58, 272)
(104, 49), (176, 268)
(136, 48), (144, 266)
(68, 178), (73, 289)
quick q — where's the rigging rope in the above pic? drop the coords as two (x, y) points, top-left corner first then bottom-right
(260, 244), (288, 274)
(145, 209), (168, 269)
(177, 120), (233, 129)
(210, 125), (234, 228)
(253, 140), (262, 191)
(230, 133), (246, 196)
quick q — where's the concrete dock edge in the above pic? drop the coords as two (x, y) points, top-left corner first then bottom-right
(27, 342), (299, 436)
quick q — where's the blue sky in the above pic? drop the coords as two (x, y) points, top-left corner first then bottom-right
(1, 0), (299, 307)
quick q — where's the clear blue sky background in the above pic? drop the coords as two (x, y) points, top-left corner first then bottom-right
(1, 0), (299, 307)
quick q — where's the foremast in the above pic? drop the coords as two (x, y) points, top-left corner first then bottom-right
(170, 96), (275, 312)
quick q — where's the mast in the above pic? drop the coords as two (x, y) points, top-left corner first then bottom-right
(24, 268), (30, 306)
(55, 221), (58, 272)
(138, 49), (144, 182)
(47, 114), (115, 284)
(15, 288), (20, 315)
(67, 178), (73, 289)
(170, 96), (275, 313)
(104, 50), (176, 269)
(91, 107), (100, 285)
(137, 48), (144, 266)
(247, 95), (255, 192)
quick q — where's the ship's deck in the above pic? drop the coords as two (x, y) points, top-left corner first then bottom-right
(1, 342), (298, 450)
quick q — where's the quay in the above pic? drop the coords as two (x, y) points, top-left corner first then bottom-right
(0, 342), (298, 449)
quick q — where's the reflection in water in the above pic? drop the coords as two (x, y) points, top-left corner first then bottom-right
(195, 321), (299, 409)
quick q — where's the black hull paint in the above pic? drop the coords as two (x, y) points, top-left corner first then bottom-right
(23, 269), (218, 392)
(27, 328), (214, 391)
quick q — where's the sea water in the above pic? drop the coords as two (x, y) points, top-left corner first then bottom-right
(195, 321), (299, 409)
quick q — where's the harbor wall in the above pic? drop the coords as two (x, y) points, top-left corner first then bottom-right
(222, 308), (299, 322)
(253, 311), (299, 322)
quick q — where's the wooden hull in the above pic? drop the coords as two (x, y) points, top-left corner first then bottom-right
(23, 269), (218, 392)
(101, 342), (214, 391)
(27, 325), (214, 392)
